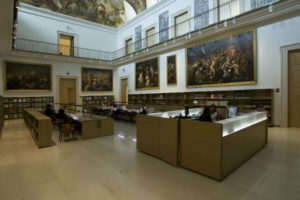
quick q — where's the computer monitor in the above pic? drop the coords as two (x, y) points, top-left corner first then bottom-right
(228, 106), (237, 118)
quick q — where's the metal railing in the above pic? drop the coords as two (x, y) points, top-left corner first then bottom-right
(14, 0), (279, 62)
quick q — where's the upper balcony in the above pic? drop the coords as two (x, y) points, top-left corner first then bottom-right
(12, 0), (299, 64)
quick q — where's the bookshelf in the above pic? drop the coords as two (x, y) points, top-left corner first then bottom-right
(0, 96), (3, 135)
(23, 109), (52, 148)
(3, 97), (54, 120)
(128, 89), (274, 126)
(82, 95), (114, 113)
(82, 95), (114, 105)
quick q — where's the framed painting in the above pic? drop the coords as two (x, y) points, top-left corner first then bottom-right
(135, 57), (159, 90)
(167, 55), (177, 85)
(81, 67), (113, 91)
(186, 30), (257, 88)
(4, 61), (52, 92)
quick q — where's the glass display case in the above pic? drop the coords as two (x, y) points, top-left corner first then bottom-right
(216, 111), (267, 137)
(148, 108), (203, 118)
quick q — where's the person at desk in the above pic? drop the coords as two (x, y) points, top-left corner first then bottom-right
(140, 104), (147, 115)
(198, 106), (212, 122)
(44, 104), (54, 118)
(210, 104), (218, 122)
(57, 108), (67, 121)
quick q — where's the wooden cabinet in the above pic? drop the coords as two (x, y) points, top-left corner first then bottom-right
(23, 109), (52, 148)
(0, 96), (3, 136)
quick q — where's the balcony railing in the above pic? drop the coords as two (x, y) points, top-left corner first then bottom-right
(13, 0), (280, 62)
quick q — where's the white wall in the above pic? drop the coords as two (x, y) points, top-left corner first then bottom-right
(17, 3), (118, 52)
(0, 55), (117, 105)
(116, 16), (300, 126)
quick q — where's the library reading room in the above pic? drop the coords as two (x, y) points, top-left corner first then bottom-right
(0, 0), (300, 199)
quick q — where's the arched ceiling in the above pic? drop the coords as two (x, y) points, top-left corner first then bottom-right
(19, 0), (155, 28)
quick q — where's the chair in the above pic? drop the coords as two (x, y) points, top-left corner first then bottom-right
(59, 123), (74, 142)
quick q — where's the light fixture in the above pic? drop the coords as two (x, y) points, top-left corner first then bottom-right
(224, 20), (227, 27)
(232, 17), (236, 24)
(16, 2), (20, 10)
(269, 4), (273, 12)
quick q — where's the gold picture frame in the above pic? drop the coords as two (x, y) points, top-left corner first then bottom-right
(135, 57), (160, 90)
(167, 54), (177, 86)
(4, 60), (52, 92)
(81, 67), (113, 92)
(186, 29), (257, 88)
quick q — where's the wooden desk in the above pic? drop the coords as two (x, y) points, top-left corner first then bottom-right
(180, 112), (268, 180)
(68, 113), (114, 140)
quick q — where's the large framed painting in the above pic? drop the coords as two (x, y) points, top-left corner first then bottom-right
(4, 61), (52, 92)
(167, 55), (177, 85)
(81, 67), (113, 91)
(186, 30), (257, 88)
(135, 57), (159, 90)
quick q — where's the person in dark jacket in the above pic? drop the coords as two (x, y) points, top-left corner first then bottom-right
(198, 106), (212, 122)
(45, 104), (53, 117)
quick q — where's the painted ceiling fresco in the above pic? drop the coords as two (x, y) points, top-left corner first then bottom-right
(20, 0), (127, 28)
(125, 0), (147, 14)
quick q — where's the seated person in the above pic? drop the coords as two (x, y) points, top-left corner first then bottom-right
(56, 108), (67, 120)
(44, 104), (54, 118)
(198, 106), (212, 122)
(140, 104), (147, 115)
(210, 104), (218, 122)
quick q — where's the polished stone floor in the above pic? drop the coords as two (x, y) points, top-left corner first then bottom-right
(0, 119), (299, 200)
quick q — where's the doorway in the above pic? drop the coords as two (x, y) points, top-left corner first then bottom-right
(121, 78), (128, 103)
(288, 49), (300, 127)
(59, 78), (76, 108)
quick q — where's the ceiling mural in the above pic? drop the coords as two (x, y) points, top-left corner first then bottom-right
(20, 0), (126, 28)
(125, 0), (147, 14)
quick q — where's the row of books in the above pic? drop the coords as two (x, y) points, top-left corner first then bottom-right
(4, 102), (53, 108)
(82, 96), (114, 101)
(4, 97), (54, 103)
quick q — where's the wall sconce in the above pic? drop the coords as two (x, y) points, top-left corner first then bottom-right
(269, 4), (273, 12)
(224, 20), (227, 27)
(232, 17), (236, 24)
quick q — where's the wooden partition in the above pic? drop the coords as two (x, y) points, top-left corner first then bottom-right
(180, 120), (223, 179)
(23, 109), (52, 148)
(136, 115), (179, 166)
(0, 96), (3, 136)
(180, 120), (267, 180)
(81, 116), (114, 140)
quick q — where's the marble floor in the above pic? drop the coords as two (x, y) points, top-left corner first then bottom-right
(0, 119), (299, 200)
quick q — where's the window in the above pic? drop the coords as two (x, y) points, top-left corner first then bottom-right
(219, 0), (240, 21)
(146, 27), (156, 47)
(175, 12), (189, 37)
(59, 34), (74, 56)
(126, 38), (133, 55)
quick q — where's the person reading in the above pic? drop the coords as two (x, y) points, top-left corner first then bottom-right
(198, 106), (212, 122)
